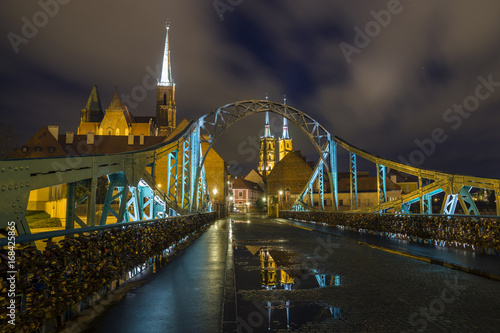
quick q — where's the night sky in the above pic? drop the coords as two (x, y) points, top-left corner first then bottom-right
(1, 1), (499, 178)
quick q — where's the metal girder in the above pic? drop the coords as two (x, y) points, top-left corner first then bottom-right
(189, 124), (201, 212)
(457, 186), (480, 215)
(441, 193), (458, 215)
(421, 194), (432, 214)
(350, 152), (358, 210)
(315, 274), (326, 288)
(181, 137), (190, 210)
(197, 166), (210, 212)
(167, 150), (178, 201)
(377, 164), (387, 204)
(138, 181), (154, 220)
(318, 162), (324, 210)
(329, 138), (338, 211)
(100, 172), (128, 225)
(124, 186), (141, 222)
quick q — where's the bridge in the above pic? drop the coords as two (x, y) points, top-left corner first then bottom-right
(1, 100), (500, 332)
(1, 100), (499, 236)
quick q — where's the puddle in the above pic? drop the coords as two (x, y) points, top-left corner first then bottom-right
(234, 246), (344, 332)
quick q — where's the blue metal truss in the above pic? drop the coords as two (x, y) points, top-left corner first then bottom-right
(318, 162), (324, 210)
(100, 172), (128, 224)
(350, 152), (358, 210)
(181, 138), (190, 210)
(329, 138), (338, 211)
(167, 150), (178, 201)
(377, 164), (387, 204)
(189, 124), (201, 211)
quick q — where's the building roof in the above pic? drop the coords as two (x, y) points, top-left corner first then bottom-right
(388, 169), (418, 183)
(231, 177), (263, 193)
(338, 176), (401, 193)
(8, 127), (67, 159)
(8, 128), (167, 158)
(106, 92), (135, 124)
(267, 151), (314, 194)
(84, 85), (103, 112)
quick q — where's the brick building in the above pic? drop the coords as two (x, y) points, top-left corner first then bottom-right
(231, 177), (264, 212)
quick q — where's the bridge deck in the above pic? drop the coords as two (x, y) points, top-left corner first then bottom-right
(80, 215), (500, 332)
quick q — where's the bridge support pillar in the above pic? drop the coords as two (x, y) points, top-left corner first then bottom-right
(350, 152), (358, 210)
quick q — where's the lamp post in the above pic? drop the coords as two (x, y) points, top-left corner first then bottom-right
(278, 190), (283, 217)
(213, 188), (218, 216)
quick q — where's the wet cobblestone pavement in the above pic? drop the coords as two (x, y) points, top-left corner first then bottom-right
(230, 215), (500, 333)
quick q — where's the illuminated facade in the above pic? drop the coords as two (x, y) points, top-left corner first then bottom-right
(258, 112), (294, 176)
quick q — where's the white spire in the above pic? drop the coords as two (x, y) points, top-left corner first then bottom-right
(159, 20), (173, 86)
(282, 117), (289, 139)
(282, 95), (289, 139)
(264, 112), (272, 138)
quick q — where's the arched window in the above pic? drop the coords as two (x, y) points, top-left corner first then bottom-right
(116, 128), (120, 136)
(163, 92), (167, 105)
(99, 128), (103, 135)
(125, 128), (129, 136)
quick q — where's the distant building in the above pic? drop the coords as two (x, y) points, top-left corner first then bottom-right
(231, 177), (264, 212)
(244, 169), (265, 193)
(267, 151), (314, 209)
(258, 111), (294, 177)
(9, 23), (229, 223)
(77, 23), (176, 138)
(388, 169), (418, 194)
(337, 172), (402, 211)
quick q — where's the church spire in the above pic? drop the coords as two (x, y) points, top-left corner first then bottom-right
(282, 117), (290, 140)
(159, 21), (173, 86)
(156, 20), (176, 135)
(282, 95), (289, 139)
(264, 112), (272, 138)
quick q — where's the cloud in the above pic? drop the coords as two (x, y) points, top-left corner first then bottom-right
(0, 0), (499, 178)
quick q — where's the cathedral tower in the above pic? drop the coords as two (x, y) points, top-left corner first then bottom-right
(156, 21), (176, 136)
(80, 85), (104, 123)
(278, 116), (293, 161)
(258, 112), (276, 177)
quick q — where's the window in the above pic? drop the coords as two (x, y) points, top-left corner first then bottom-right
(22, 146), (28, 153)
(48, 147), (56, 153)
(163, 92), (167, 105)
(238, 201), (243, 205)
(34, 146), (42, 152)
(238, 191), (242, 197)
(339, 199), (343, 206)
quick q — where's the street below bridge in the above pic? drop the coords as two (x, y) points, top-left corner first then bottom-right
(82, 215), (500, 332)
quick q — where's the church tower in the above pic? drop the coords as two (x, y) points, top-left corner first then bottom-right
(80, 85), (104, 123)
(258, 112), (276, 177)
(156, 21), (176, 136)
(278, 116), (293, 161)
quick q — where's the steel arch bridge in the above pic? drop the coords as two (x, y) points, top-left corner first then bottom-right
(1, 100), (499, 236)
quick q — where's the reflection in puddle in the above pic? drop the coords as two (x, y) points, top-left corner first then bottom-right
(235, 245), (343, 332)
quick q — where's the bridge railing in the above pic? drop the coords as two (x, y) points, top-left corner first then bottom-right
(0, 212), (216, 333)
(281, 211), (500, 253)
